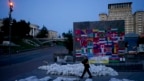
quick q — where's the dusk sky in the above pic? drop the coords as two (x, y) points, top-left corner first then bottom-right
(0, 0), (144, 35)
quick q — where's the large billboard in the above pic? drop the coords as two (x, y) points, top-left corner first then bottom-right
(73, 20), (125, 63)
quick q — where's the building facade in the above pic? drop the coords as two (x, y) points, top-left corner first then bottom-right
(134, 11), (144, 35)
(29, 24), (40, 37)
(48, 30), (58, 39)
(99, 2), (135, 34)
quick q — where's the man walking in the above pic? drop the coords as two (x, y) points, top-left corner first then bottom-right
(80, 56), (92, 78)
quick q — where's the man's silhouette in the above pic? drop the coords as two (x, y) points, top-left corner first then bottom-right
(80, 56), (92, 78)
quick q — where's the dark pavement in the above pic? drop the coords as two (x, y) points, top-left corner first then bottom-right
(5, 66), (144, 81)
(1, 61), (144, 81)
(0, 46), (67, 66)
(0, 46), (68, 81)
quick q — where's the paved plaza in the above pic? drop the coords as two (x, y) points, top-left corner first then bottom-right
(0, 62), (143, 81)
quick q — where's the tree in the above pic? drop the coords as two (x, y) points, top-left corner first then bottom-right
(0, 32), (4, 43)
(36, 26), (49, 38)
(62, 30), (73, 54)
(1, 18), (10, 38)
(0, 18), (9, 43)
(1, 18), (31, 40)
(14, 20), (30, 38)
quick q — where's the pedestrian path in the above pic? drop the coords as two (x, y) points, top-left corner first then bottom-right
(15, 75), (137, 81)
(10, 69), (144, 81)
(3, 63), (144, 81)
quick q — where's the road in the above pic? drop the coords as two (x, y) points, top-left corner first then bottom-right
(0, 45), (68, 81)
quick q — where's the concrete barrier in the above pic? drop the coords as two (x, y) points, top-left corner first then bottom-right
(53, 53), (74, 63)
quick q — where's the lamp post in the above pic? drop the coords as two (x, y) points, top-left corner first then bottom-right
(8, 0), (13, 64)
(9, 0), (13, 20)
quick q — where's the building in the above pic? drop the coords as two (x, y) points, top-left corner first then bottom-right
(99, 13), (108, 21)
(29, 24), (39, 37)
(134, 11), (144, 35)
(99, 2), (134, 34)
(48, 30), (58, 39)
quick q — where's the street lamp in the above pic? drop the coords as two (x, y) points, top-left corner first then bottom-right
(8, 0), (13, 64)
(9, 0), (13, 12)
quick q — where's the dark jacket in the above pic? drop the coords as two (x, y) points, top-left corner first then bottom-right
(82, 58), (90, 68)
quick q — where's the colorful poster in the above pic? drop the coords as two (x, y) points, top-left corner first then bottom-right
(74, 21), (125, 63)
(74, 28), (124, 58)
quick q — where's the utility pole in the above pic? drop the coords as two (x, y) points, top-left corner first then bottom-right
(8, 0), (13, 65)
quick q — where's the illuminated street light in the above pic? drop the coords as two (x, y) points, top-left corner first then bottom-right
(9, 0), (14, 12)
(9, 1), (13, 7)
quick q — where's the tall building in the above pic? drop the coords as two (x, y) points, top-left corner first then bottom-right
(134, 11), (144, 35)
(99, 2), (134, 34)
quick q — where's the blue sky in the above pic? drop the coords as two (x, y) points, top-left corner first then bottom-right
(0, 0), (144, 35)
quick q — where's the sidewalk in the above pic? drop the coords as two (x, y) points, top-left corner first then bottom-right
(5, 66), (144, 81)
(1, 61), (144, 81)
